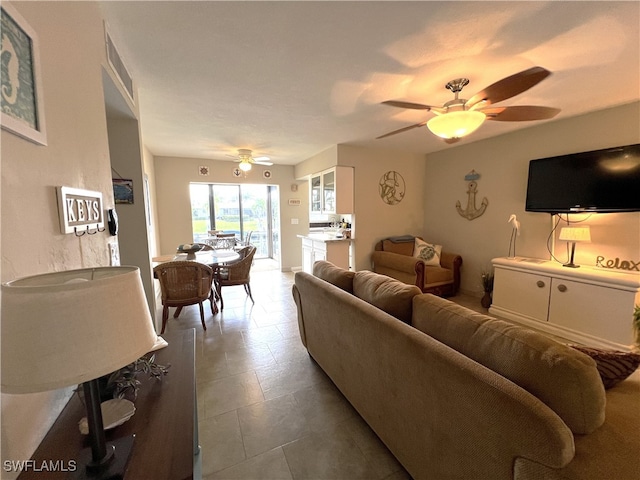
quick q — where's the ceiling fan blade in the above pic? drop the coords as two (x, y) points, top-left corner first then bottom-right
(254, 161), (273, 166)
(381, 100), (434, 110)
(253, 156), (270, 161)
(482, 106), (561, 122)
(376, 121), (428, 139)
(466, 67), (552, 109)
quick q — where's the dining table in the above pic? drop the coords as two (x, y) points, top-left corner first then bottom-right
(152, 249), (240, 267)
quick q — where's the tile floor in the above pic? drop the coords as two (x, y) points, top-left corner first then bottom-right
(156, 260), (489, 480)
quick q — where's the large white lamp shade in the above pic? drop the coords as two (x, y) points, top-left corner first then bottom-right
(1, 266), (157, 393)
(2, 266), (158, 477)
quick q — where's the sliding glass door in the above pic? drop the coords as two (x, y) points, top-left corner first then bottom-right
(190, 183), (279, 260)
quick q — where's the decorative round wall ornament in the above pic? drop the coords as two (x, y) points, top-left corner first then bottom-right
(378, 171), (405, 205)
(263, 170), (272, 179)
(199, 166), (210, 176)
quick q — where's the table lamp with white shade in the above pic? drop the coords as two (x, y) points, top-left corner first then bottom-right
(1, 266), (158, 479)
(558, 226), (591, 268)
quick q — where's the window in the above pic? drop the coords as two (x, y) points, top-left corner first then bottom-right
(190, 183), (279, 260)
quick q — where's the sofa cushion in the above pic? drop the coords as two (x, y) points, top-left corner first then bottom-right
(353, 270), (421, 324)
(312, 260), (355, 294)
(412, 294), (606, 434)
(382, 238), (415, 256)
(413, 238), (442, 266)
(569, 345), (640, 389)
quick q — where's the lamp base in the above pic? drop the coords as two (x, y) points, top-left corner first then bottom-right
(70, 435), (135, 480)
(563, 262), (580, 268)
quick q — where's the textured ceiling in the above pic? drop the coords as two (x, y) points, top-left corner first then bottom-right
(99, 1), (640, 166)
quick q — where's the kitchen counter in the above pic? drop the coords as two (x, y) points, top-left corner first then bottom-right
(299, 234), (352, 272)
(297, 233), (353, 242)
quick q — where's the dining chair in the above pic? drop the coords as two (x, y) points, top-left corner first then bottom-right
(242, 230), (254, 246)
(153, 261), (215, 333)
(214, 246), (257, 310)
(214, 233), (237, 250)
(234, 231), (253, 251)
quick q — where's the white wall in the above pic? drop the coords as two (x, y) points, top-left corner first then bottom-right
(0, 1), (125, 474)
(105, 113), (155, 312)
(153, 156), (308, 271)
(294, 144), (427, 271)
(142, 144), (160, 257)
(424, 102), (640, 296)
(336, 145), (427, 271)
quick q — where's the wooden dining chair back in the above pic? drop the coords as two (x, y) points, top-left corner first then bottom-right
(214, 246), (257, 310)
(153, 261), (215, 333)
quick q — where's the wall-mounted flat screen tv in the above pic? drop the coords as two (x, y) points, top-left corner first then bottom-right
(525, 144), (640, 213)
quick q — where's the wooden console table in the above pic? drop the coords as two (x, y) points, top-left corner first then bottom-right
(18, 329), (198, 480)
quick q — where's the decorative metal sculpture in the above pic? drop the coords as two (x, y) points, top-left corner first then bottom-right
(456, 170), (488, 220)
(379, 171), (405, 205)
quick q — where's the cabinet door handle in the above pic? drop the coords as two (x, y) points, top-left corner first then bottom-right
(536, 280), (545, 288)
(557, 284), (568, 293)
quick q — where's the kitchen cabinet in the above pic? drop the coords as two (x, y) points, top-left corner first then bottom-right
(310, 174), (322, 213)
(299, 235), (351, 273)
(490, 257), (640, 351)
(308, 166), (354, 214)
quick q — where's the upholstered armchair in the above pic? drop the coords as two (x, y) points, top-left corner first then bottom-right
(371, 236), (462, 296)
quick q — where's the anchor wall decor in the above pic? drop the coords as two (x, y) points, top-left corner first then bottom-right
(456, 170), (488, 220)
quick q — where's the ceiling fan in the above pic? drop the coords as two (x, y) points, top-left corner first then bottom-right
(228, 149), (273, 172)
(376, 66), (560, 143)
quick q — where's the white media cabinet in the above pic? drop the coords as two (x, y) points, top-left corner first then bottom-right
(490, 257), (640, 351)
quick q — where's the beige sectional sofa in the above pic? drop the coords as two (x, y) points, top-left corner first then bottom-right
(292, 261), (640, 480)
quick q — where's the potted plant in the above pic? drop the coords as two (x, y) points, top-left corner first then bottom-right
(480, 270), (495, 309)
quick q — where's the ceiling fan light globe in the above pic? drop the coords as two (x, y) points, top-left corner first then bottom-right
(239, 161), (252, 172)
(427, 110), (486, 139)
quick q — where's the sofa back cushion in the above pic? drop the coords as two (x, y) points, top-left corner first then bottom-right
(353, 270), (421, 324)
(313, 260), (355, 294)
(381, 238), (415, 256)
(412, 294), (606, 434)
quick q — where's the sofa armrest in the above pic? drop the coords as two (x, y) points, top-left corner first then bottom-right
(440, 251), (462, 294)
(440, 251), (461, 270)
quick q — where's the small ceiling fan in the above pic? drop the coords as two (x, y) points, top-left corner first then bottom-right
(376, 66), (560, 143)
(228, 149), (273, 172)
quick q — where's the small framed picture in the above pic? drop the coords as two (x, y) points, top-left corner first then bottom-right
(113, 179), (134, 204)
(1, 4), (47, 145)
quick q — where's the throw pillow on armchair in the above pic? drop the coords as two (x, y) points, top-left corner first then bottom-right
(413, 238), (442, 266)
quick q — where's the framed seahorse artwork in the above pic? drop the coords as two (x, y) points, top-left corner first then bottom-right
(1, 4), (47, 145)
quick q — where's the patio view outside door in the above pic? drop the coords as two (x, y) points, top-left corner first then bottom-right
(190, 183), (280, 260)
